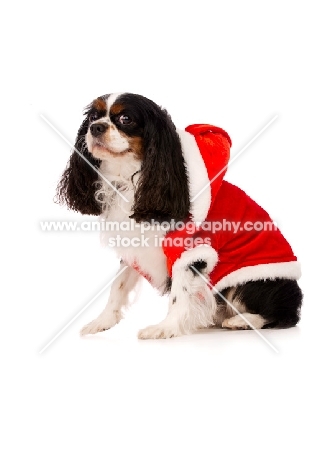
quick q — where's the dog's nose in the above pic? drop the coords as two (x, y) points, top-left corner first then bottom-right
(90, 122), (108, 137)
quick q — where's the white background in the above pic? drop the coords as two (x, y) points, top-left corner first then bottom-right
(1, 1), (310, 466)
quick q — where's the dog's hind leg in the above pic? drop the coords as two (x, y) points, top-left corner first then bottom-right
(138, 263), (216, 339)
(219, 279), (302, 330)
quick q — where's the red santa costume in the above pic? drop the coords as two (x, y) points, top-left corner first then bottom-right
(162, 124), (301, 291)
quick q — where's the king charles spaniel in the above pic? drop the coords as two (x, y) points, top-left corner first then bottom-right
(56, 92), (302, 339)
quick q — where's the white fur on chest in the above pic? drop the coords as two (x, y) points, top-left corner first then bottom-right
(97, 156), (169, 290)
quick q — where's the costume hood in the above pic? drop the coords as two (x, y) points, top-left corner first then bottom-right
(177, 124), (231, 224)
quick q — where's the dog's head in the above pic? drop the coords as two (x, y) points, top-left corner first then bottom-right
(56, 93), (190, 221)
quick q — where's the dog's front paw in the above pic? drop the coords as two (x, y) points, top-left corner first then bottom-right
(80, 319), (107, 336)
(138, 322), (182, 340)
(80, 308), (122, 336)
(80, 315), (118, 336)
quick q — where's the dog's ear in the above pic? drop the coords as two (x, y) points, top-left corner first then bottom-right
(132, 107), (190, 222)
(55, 116), (101, 215)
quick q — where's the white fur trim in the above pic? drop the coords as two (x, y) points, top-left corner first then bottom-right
(172, 245), (218, 275)
(177, 129), (211, 224)
(214, 261), (302, 292)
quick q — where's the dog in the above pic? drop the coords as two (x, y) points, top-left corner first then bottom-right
(56, 92), (302, 339)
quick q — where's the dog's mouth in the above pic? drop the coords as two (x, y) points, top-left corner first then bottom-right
(91, 139), (130, 158)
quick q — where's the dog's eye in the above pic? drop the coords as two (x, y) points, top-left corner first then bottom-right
(89, 112), (99, 122)
(118, 114), (132, 125)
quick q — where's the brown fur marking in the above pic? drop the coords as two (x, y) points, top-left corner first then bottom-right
(110, 103), (125, 115)
(128, 135), (143, 159)
(93, 98), (107, 112)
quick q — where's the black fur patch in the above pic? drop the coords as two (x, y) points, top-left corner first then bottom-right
(227, 279), (303, 328)
(55, 115), (101, 215)
(117, 94), (190, 222)
(190, 261), (207, 276)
